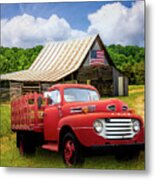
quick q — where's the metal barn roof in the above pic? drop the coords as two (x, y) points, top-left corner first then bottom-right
(0, 34), (107, 82)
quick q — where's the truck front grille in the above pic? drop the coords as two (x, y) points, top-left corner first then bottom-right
(102, 118), (135, 140)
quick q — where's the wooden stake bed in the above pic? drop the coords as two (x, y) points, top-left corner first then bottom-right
(11, 92), (47, 132)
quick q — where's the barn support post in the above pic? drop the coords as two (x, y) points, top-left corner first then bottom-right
(112, 67), (119, 96)
(87, 80), (91, 85)
(9, 81), (11, 101)
(71, 73), (74, 81)
(124, 76), (128, 96)
(39, 82), (41, 93)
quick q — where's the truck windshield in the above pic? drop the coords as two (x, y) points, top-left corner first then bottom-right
(64, 88), (99, 102)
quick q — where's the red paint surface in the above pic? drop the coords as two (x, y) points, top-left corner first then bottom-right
(11, 84), (145, 151)
(44, 105), (60, 141)
(58, 112), (144, 147)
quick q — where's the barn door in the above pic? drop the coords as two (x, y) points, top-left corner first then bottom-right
(118, 77), (124, 96)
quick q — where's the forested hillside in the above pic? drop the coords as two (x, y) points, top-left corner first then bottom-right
(107, 45), (145, 85)
(0, 45), (144, 85)
(0, 46), (43, 73)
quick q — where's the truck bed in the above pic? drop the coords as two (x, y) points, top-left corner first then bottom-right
(11, 92), (47, 132)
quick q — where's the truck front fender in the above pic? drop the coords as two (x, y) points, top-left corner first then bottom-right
(58, 113), (101, 147)
(58, 114), (95, 129)
(58, 112), (145, 148)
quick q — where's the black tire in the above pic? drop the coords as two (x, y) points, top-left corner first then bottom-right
(19, 132), (36, 155)
(16, 132), (20, 148)
(62, 132), (84, 166)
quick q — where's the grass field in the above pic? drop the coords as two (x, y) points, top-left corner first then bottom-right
(0, 85), (145, 169)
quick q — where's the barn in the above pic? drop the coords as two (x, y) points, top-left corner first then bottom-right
(0, 34), (128, 101)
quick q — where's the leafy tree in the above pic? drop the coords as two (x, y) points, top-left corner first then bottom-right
(107, 44), (145, 85)
(0, 44), (144, 85)
(0, 45), (43, 74)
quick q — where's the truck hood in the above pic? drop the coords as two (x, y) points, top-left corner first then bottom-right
(62, 98), (129, 116)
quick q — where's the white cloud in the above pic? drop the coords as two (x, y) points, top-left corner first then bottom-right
(1, 14), (87, 48)
(87, 1), (144, 46)
(1, 1), (144, 48)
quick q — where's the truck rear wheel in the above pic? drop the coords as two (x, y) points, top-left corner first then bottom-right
(62, 133), (84, 166)
(18, 132), (36, 155)
(19, 136), (24, 155)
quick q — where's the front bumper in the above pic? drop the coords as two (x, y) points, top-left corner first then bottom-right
(86, 143), (145, 156)
(91, 142), (145, 151)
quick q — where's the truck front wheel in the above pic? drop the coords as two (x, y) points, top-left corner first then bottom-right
(62, 133), (84, 166)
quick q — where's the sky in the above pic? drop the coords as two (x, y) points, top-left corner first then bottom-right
(0, 0), (144, 48)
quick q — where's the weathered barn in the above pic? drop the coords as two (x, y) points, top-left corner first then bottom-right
(0, 34), (128, 101)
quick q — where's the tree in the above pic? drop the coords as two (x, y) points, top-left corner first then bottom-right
(107, 44), (145, 85)
(0, 44), (144, 85)
(0, 45), (43, 74)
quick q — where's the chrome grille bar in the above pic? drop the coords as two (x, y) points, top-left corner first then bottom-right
(109, 119), (131, 122)
(105, 123), (133, 126)
(100, 118), (135, 140)
(106, 131), (132, 135)
(105, 135), (134, 139)
(106, 127), (133, 131)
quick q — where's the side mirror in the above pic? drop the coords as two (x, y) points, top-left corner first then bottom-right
(47, 97), (53, 105)
(37, 96), (42, 109)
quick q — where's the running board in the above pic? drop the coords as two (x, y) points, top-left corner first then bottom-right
(41, 142), (58, 152)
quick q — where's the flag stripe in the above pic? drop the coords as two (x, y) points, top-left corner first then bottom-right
(90, 50), (105, 65)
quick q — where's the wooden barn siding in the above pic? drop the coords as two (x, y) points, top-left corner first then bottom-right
(7, 81), (52, 100)
(77, 66), (113, 96)
(3, 67), (128, 101)
(0, 81), (10, 102)
(10, 81), (22, 100)
(77, 66), (112, 81)
(41, 82), (53, 91)
(22, 82), (41, 95)
(112, 68), (128, 96)
(76, 35), (115, 97)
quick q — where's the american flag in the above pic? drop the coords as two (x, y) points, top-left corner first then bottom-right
(90, 50), (105, 66)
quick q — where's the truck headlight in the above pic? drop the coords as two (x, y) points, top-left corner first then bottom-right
(133, 120), (140, 132)
(93, 120), (103, 133)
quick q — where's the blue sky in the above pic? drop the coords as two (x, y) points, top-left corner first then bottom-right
(1, 1), (134, 31)
(1, 1), (144, 47)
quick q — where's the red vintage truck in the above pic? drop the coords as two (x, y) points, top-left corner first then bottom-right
(11, 84), (144, 166)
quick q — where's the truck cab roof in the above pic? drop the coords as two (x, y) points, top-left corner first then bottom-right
(48, 84), (97, 91)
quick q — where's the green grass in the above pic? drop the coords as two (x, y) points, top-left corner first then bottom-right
(128, 85), (144, 91)
(0, 103), (12, 137)
(117, 91), (144, 119)
(1, 134), (144, 169)
(0, 85), (145, 169)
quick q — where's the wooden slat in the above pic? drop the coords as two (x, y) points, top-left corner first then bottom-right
(11, 92), (46, 132)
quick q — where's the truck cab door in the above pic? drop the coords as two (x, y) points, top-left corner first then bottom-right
(44, 89), (62, 141)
